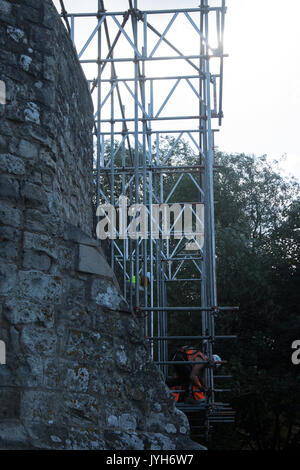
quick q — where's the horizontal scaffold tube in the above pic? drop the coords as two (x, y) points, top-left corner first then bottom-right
(61, 7), (226, 18)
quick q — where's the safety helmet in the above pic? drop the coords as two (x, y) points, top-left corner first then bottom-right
(213, 354), (222, 368)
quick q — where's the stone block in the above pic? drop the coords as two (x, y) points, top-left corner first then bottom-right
(64, 330), (102, 363)
(104, 430), (145, 451)
(0, 121), (13, 138)
(0, 389), (20, 419)
(31, 171), (42, 185)
(57, 246), (74, 271)
(62, 392), (100, 425)
(92, 278), (124, 310)
(115, 345), (131, 372)
(23, 249), (51, 271)
(0, 363), (16, 387)
(0, 240), (18, 260)
(21, 325), (57, 356)
(78, 244), (114, 279)
(64, 426), (105, 450)
(6, 101), (27, 123)
(24, 101), (40, 124)
(21, 182), (47, 205)
(26, 124), (50, 145)
(63, 278), (86, 306)
(62, 366), (89, 393)
(0, 174), (19, 199)
(23, 232), (58, 259)
(5, 298), (54, 326)
(14, 354), (44, 388)
(0, 422), (30, 450)
(0, 262), (17, 294)
(57, 307), (92, 330)
(119, 413), (137, 432)
(6, 26), (26, 43)
(39, 147), (56, 171)
(0, 153), (26, 175)
(43, 54), (56, 82)
(18, 138), (39, 160)
(24, 210), (63, 236)
(0, 202), (22, 228)
(18, 270), (63, 304)
(20, 54), (32, 72)
(0, 1), (12, 16)
(20, 390), (61, 423)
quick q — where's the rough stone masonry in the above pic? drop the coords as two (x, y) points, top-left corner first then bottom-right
(0, 0), (204, 450)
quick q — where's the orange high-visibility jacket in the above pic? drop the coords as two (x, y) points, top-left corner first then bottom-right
(171, 348), (206, 402)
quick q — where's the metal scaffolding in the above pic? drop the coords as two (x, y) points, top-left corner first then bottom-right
(56, 0), (235, 438)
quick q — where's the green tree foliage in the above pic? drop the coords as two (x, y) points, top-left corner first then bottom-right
(212, 152), (300, 450)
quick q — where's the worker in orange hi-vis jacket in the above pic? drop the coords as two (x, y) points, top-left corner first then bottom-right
(166, 345), (222, 404)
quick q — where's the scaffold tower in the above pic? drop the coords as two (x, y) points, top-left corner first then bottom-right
(56, 0), (236, 439)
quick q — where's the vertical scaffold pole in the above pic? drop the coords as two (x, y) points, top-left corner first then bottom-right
(203, 0), (218, 407)
(96, 0), (102, 210)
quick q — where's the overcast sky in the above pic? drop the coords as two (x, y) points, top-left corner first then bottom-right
(219, 0), (300, 181)
(53, 0), (300, 180)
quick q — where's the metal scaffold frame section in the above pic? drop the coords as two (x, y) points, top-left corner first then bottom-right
(57, 0), (235, 437)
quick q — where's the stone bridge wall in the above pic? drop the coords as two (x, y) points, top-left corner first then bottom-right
(0, 0), (203, 450)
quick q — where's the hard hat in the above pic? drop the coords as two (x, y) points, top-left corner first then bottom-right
(213, 354), (222, 367)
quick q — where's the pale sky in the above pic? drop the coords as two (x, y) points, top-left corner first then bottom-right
(53, 0), (300, 181)
(219, 0), (300, 181)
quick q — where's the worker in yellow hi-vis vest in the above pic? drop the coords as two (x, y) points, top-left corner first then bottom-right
(126, 272), (151, 307)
